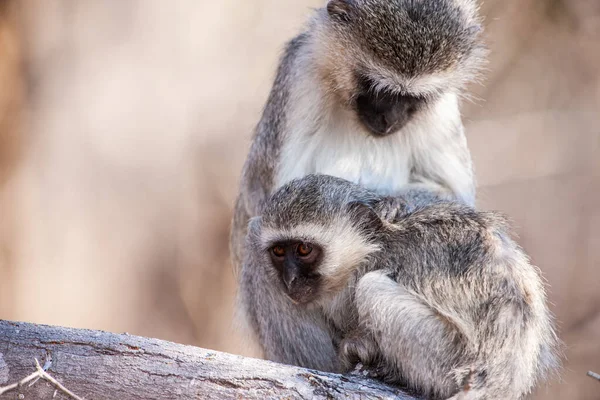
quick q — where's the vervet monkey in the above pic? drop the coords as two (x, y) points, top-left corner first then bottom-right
(232, 0), (486, 369)
(250, 174), (559, 400)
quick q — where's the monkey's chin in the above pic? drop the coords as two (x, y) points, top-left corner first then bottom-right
(358, 118), (403, 138)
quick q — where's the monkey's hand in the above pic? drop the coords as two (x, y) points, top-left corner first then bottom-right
(338, 331), (380, 373)
(375, 196), (409, 224)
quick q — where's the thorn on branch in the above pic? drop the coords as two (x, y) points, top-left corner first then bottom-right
(0, 354), (85, 399)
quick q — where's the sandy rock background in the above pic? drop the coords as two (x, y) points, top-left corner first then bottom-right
(0, 1), (598, 398)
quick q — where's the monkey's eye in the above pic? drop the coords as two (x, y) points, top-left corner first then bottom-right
(271, 245), (286, 258)
(297, 243), (313, 257)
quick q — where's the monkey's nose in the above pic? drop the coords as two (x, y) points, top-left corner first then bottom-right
(283, 267), (300, 291)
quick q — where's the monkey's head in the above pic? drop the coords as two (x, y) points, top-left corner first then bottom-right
(249, 174), (386, 305)
(314, 0), (486, 137)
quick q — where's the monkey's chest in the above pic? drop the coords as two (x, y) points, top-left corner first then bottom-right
(276, 129), (412, 195)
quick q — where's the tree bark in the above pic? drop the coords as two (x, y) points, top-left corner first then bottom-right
(0, 320), (415, 399)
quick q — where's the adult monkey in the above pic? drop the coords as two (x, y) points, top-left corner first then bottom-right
(231, 0), (486, 371)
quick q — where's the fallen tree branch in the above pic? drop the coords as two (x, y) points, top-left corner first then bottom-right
(0, 320), (415, 399)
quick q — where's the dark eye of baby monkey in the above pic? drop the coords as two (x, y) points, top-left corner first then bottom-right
(297, 243), (313, 257)
(354, 74), (424, 137)
(270, 242), (319, 264)
(272, 245), (286, 258)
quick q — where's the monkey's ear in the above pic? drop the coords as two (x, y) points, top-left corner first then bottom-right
(346, 201), (383, 233)
(327, 0), (354, 23)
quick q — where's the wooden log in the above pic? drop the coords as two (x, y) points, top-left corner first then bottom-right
(0, 320), (415, 399)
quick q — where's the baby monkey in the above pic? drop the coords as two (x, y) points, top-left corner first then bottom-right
(248, 174), (558, 400)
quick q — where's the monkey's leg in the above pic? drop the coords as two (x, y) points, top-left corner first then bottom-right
(353, 270), (468, 399)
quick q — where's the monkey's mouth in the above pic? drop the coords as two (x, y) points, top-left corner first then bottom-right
(284, 283), (320, 305)
(354, 75), (422, 137)
(355, 93), (419, 137)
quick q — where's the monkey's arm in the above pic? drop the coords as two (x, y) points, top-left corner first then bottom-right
(341, 270), (465, 399)
(231, 34), (308, 274)
(231, 131), (281, 275)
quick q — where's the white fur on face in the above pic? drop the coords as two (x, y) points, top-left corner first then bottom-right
(361, 62), (459, 98)
(408, 71), (458, 95)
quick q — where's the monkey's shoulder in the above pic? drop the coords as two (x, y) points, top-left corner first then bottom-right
(386, 203), (520, 275)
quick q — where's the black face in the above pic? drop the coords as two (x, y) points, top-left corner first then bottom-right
(269, 240), (323, 304)
(354, 75), (424, 137)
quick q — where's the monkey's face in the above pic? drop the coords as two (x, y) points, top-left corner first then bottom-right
(268, 240), (324, 305)
(319, 0), (486, 136)
(354, 75), (426, 137)
(257, 175), (382, 305)
(316, 39), (435, 138)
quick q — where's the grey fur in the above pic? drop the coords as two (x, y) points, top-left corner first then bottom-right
(232, 0), (486, 371)
(232, 34), (342, 371)
(252, 174), (559, 400)
(326, 0), (485, 79)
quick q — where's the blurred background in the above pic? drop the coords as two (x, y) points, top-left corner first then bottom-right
(0, 0), (598, 398)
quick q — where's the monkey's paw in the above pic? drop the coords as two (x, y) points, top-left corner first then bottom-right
(377, 196), (408, 224)
(339, 334), (378, 373)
